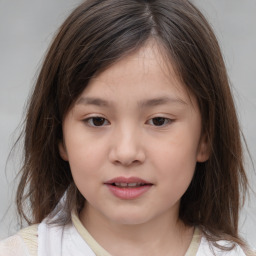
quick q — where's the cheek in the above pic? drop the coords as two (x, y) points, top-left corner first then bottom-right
(64, 124), (105, 163)
(156, 149), (196, 187)
(155, 148), (196, 204)
(154, 130), (200, 168)
(64, 133), (107, 184)
(150, 128), (200, 187)
(68, 145), (104, 174)
(67, 143), (104, 199)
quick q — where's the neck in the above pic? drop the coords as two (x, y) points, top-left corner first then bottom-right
(80, 205), (194, 256)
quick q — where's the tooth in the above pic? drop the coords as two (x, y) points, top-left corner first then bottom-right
(113, 182), (146, 187)
(128, 183), (138, 187)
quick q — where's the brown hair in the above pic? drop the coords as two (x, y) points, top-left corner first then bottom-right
(16, 0), (248, 250)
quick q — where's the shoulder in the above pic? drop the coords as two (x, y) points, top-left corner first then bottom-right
(0, 234), (29, 256)
(0, 225), (38, 256)
(197, 235), (256, 256)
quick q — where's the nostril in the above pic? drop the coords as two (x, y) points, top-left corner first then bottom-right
(114, 158), (141, 167)
(108, 136), (146, 166)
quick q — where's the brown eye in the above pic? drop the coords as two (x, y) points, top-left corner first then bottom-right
(85, 117), (109, 127)
(149, 117), (171, 126)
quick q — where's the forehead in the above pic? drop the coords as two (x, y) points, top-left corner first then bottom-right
(76, 40), (197, 109)
(96, 41), (177, 84)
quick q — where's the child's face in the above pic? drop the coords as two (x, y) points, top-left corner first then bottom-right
(60, 42), (209, 226)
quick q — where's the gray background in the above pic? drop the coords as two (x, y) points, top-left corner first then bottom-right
(0, 0), (255, 248)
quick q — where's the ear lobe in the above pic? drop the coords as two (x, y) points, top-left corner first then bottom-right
(59, 141), (69, 161)
(196, 134), (210, 163)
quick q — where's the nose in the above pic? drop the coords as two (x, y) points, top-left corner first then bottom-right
(108, 126), (146, 166)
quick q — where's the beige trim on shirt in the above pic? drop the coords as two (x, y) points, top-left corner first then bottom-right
(72, 212), (113, 256)
(185, 227), (201, 256)
(6, 213), (203, 256)
(72, 211), (202, 256)
(18, 224), (38, 256)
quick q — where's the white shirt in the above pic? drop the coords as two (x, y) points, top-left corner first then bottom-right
(0, 213), (253, 256)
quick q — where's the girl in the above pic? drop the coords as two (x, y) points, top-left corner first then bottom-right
(0, 0), (255, 255)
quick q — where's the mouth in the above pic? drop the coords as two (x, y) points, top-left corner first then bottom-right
(111, 182), (149, 188)
(104, 177), (153, 200)
(104, 177), (152, 187)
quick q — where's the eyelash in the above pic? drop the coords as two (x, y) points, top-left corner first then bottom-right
(146, 117), (172, 126)
(83, 116), (173, 127)
(83, 117), (110, 127)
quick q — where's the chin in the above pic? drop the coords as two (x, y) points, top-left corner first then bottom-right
(108, 211), (152, 226)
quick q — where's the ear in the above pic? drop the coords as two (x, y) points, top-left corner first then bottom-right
(59, 141), (69, 161)
(196, 134), (210, 163)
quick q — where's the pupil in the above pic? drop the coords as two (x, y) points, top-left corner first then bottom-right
(153, 117), (165, 126)
(93, 117), (105, 126)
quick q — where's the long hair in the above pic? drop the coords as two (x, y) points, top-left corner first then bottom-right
(16, 0), (248, 249)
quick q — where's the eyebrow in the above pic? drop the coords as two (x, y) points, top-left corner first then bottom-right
(138, 96), (187, 108)
(76, 96), (187, 108)
(76, 97), (110, 107)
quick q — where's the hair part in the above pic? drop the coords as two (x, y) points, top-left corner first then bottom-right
(16, 0), (248, 250)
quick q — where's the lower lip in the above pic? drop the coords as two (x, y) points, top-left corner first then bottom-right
(105, 184), (152, 200)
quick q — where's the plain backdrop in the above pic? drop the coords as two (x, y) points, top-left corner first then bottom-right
(0, 0), (255, 248)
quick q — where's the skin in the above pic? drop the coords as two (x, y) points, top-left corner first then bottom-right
(59, 41), (209, 256)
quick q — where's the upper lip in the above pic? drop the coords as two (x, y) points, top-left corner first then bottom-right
(104, 176), (152, 185)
